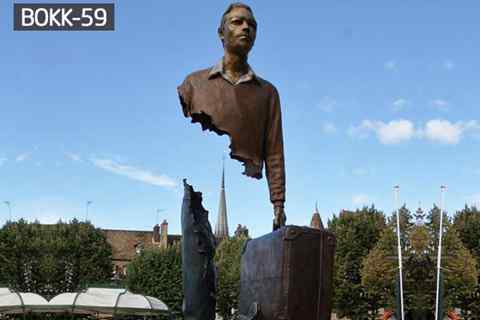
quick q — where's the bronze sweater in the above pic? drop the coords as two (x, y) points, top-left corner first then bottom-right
(177, 64), (286, 207)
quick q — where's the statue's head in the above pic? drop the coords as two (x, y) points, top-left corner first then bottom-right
(218, 3), (257, 56)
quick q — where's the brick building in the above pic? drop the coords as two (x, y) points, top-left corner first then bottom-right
(103, 220), (181, 277)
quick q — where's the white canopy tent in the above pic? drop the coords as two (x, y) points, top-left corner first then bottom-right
(0, 288), (50, 314)
(47, 288), (170, 316)
(0, 288), (170, 318)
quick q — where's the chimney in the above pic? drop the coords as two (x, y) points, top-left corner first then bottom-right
(160, 220), (168, 248)
(153, 224), (160, 243)
(234, 224), (249, 238)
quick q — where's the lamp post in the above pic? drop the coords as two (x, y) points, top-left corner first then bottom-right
(3, 201), (11, 221)
(435, 185), (447, 320)
(393, 186), (405, 320)
(86, 201), (92, 221)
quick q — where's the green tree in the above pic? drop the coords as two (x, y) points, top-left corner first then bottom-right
(214, 235), (248, 320)
(0, 219), (112, 299)
(452, 205), (480, 318)
(328, 205), (386, 319)
(361, 206), (478, 319)
(361, 206), (413, 318)
(126, 244), (183, 319)
(453, 205), (480, 264)
(403, 225), (436, 318)
(361, 227), (397, 310)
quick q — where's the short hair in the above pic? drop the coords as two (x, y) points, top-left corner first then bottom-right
(218, 2), (256, 34)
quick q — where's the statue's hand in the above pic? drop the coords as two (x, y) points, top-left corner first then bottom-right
(273, 206), (286, 231)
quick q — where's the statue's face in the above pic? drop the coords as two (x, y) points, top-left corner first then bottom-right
(219, 7), (257, 55)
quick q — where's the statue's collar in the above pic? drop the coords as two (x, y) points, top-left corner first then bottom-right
(208, 58), (260, 86)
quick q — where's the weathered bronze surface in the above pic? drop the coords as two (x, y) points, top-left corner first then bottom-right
(178, 3), (286, 230)
(239, 226), (336, 320)
(181, 179), (216, 320)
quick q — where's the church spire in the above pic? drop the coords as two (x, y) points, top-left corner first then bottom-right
(215, 157), (229, 241)
(310, 202), (324, 230)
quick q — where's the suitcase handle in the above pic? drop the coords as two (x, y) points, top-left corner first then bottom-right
(284, 226), (302, 240)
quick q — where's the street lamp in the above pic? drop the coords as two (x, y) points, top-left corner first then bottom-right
(3, 201), (11, 221)
(86, 201), (93, 221)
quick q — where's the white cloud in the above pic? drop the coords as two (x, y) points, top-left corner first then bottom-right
(384, 60), (397, 71)
(422, 120), (480, 144)
(431, 99), (450, 111)
(443, 60), (455, 70)
(66, 153), (82, 162)
(355, 119), (415, 144)
(317, 96), (336, 113)
(91, 158), (177, 188)
(422, 120), (460, 144)
(392, 98), (409, 112)
(350, 119), (479, 145)
(352, 194), (370, 206)
(15, 153), (31, 162)
(321, 122), (337, 134)
(0, 158), (6, 166)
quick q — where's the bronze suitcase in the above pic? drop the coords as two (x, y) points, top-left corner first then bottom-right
(239, 226), (336, 320)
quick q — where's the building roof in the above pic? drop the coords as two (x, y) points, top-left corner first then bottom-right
(310, 202), (324, 230)
(103, 229), (180, 262)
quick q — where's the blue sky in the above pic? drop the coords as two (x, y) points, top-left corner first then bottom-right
(0, 1), (479, 237)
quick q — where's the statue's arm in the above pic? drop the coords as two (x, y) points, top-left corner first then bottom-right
(264, 87), (286, 210)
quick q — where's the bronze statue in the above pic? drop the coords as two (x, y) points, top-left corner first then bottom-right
(178, 2), (286, 230)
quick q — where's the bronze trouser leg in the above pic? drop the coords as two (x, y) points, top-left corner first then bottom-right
(181, 180), (217, 320)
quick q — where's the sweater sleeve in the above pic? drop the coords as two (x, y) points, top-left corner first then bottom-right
(264, 86), (286, 207)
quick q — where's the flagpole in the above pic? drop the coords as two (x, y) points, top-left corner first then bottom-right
(435, 185), (447, 320)
(394, 186), (405, 320)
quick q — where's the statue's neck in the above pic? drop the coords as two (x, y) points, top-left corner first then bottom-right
(223, 52), (249, 83)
